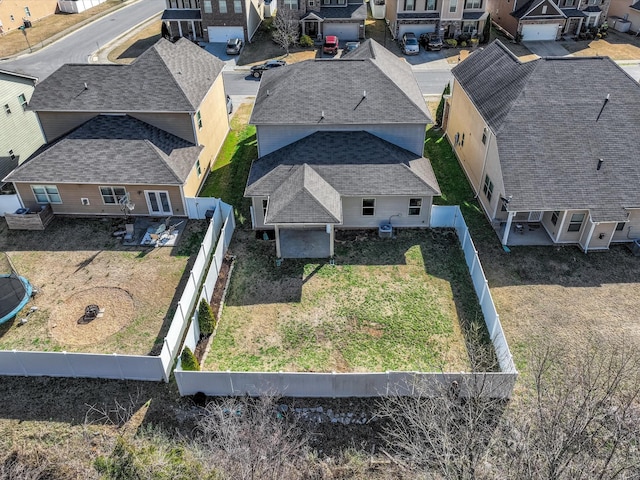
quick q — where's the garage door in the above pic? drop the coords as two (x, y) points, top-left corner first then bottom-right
(398, 23), (436, 38)
(207, 26), (245, 43)
(521, 23), (560, 41)
(323, 23), (359, 40)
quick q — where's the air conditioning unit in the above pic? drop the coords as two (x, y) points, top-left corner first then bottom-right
(378, 224), (392, 238)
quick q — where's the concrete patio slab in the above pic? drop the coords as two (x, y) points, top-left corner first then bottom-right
(523, 41), (571, 57)
(279, 229), (331, 258)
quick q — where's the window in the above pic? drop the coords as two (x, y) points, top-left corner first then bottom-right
(427, 0), (437, 9)
(337, 0), (346, 4)
(196, 110), (202, 129)
(482, 175), (493, 202)
(284, 0), (298, 7)
(362, 198), (375, 216)
(218, 0), (227, 12)
(541, 5), (547, 13)
(262, 199), (268, 217)
(10, 15), (15, 21)
(587, 0), (597, 4)
(405, 0), (415, 10)
(32, 185), (61, 204)
(449, 0), (457, 12)
(616, 222), (626, 231)
(465, 0), (481, 7)
(567, 213), (585, 232)
(408, 198), (422, 216)
(482, 127), (487, 144)
(24, 7), (31, 16)
(564, 0), (574, 5)
(322, 0), (329, 4)
(100, 186), (127, 204)
(462, 22), (476, 33)
(18, 94), (27, 111)
(234, 0), (242, 12)
(196, 159), (202, 177)
(3, 104), (10, 114)
(309, 0), (315, 5)
(461, 133), (465, 146)
(8, 150), (16, 161)
(551, 210), (559, 225)
(204, 0), (213, 12)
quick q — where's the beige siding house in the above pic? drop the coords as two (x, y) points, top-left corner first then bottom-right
(4, 38), (228, 218)
(245, 39), (440, 259)
(0, 70), (45, 181)
(445, 40), (640, 251)
(608, 0), (640, 33)
(0, 0), (59, 35)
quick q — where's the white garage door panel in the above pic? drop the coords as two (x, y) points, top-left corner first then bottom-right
(207, 26), (245, 42)
(398, 24), (436, 37)
(521, 23), (560, 41)
(323, 23), (359, 40)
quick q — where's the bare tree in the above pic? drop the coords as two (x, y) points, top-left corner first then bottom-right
(272, 7), (299, 54)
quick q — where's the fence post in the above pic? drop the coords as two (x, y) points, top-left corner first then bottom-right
(113, 353), (125, 380)
(470, 250), (478, 276)
(62, 351), (76, 377)
(13, 350), (28, 375)
(479, 280), (488, 305)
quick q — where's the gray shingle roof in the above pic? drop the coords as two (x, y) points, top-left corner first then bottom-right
(161, 9), (202, 20)
(397, 12), (439, 19)
(583, 5), (601, 12)
(561, 8), (587, 17)
(28, 38), (224, 112)
(633, 1), (640, 11)
(246, 131), (441, 224)
(317, 3), (367, 19)
(250, 39), (430, 125)
(452, 40), (640, 221)
(4, 115), (202, 185)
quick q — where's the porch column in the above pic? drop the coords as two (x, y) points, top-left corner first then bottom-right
(191, 20), (196, 39)
(577, 17), (584, 35)
(502, 211), (515, 246)
(583, 218), (596, 253)
(177, 21), (183, 37)
(328, 224), (335, 257)
(275, 225), (281, 258)
(556, 211), (569, 242)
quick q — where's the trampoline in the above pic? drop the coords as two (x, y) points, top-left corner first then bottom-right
(0, 253), (33, 324)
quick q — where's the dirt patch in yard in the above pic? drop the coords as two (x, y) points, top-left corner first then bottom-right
(562, 29), (640, 60)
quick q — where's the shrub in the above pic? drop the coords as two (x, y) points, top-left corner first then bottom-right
(481, 13), (491, 43)
(198, 298), (216, 336)
(470, 38), (479, 45)
(456, 33), (470, 43)
(445, 39), (458, 48)
(435, 82), (450, 126)
(181, 346), (200, 371)
(299, 34), (314, 47)
(460, 41), (467, 47)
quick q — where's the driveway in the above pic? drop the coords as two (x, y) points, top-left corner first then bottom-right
(523, 41), (571, 57)
(201, 42), (242, 70)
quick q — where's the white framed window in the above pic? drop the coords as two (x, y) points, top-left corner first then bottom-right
(285, 0), (298, 7)
(234, 0), (242, 12)
(3, 104), (11, 114)
(551, 210), (559, 225)
(482, 127), (488, 144)
(100, 186), (127, 204)
(483, 175), (493, 202)
(541, 5), (547, 13)
(32, 185), (62, 204)
(204, 0), (213, 12)
(337, 0), (345, 4)
(219, 0), (227, 12)
(8, 150), (16, 161)
(568, 213), (585, 232)
(564, 0), (574, 6)
(462, 22), (475, 33)
(18, 94), (27, 111)
(427, 0), (437, 9)
(196, 110), (202, 129)
(408, 198), (422, 216)
(465, 0), (481, 7)
(449, 0), (457, 12)
(196, 159), (202, 177)
(405, 0), (415, 10)
(362, 198), (375, 216)
(616, 222), (626, 231)
(262, 199), (268, 217)
(309, 0), (315, 5)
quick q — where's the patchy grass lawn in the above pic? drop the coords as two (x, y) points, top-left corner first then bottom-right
(204, 228), (486, 373)
(0, 0), (130, 58)
(107, 18), (162, 64)
(0, 217), (206, 355)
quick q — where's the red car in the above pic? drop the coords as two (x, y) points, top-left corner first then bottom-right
(323, 35), (339, 55)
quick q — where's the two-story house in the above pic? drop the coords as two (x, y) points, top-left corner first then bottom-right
(162, 0), (264, 42)
(244, 39), (440, 259)
(283, 0), (367, 40)
(487, 0), (609, 41)
(0, 0), (58, 35)
(385, 0), (488, 39)
(0, 70), (46, 182)
(3, 38), (229, 218)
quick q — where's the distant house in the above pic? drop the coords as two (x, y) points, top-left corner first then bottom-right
(385, 0), (488, 40)
(0, 0), (58, 35)
(445, 40), (640, 251)
(4, 38), (228, 218)
(608, 0), (640, 34)
(487, 0), (610, 41)
(57, 0), (109, 14)
(245, 39), (440, 258)
(0, 70), (45, 182)
(162, 0), (264, 42)
(282, 0), (367, 40)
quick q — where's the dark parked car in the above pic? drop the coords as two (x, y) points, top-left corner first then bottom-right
(225, 38), (243, 55)
(425, 33), (443, 51)
(343, 41), (360, 54)
(250, 60), (287, 78)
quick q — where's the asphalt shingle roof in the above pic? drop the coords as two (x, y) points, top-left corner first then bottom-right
(250, 39), (430, 125)
(452, 40), (640, 221)
(561, 8), (587, 17)
(161, 9), (202, 20)
(4, 115), (202, 185)
(397, 12), (439, 18)
(246, 131), (440, 225)
(633, 1), (640, 11)
(29, 38), (224, 112)
(317, 3), (367, 19)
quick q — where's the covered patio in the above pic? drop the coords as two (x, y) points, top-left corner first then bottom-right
(277, 227), (333, 259)
(162, 9), (203, 40)
(496, 222), (554, 246)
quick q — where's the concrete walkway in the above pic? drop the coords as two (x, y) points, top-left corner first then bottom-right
(523, 41), (571, 57)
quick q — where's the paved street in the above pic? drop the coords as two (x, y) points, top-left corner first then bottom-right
(0, 0), (164, 80)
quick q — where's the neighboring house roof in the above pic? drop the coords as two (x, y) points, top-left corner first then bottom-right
(317, 3), (367, 19)
(561, 8), (587, 17)
(462, 11), (487, 20)
(28, 38), (224, 112)
(246, 131), (441, 224)
(512, 0), (563, 18)
(452, 40), (640, 222)
(632, 1), (640, 11)
(161, 8), (202, 20)
(0, 69), (38, 82)
(583, 5), (602, 12)
(4, 115), (202, 185)
(250, 39), (431, 125)
(397, 12), (439, 19)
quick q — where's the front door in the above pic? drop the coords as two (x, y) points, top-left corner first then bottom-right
(145, 191), (172, 215)
(307, 21), (318, 38)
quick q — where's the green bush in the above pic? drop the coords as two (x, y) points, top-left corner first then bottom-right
(445, 39), (457, 48)
(181, 346), (200, 371)
(299, 34), (314, 47)
(198, 298), (216, 336)
(460, 41), (467, 47)
(435, 82), (450, 126)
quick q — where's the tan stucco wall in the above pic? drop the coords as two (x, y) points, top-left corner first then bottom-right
(15, 183), (185, 216)
(0, 0), (58, 35)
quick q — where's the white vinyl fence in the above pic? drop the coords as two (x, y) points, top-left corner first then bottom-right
(57, 0), (108, 14)
(0, 199), (235, 382)
(175, 206), (517, 398)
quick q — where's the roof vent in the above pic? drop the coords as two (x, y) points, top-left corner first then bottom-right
(363, 90), (366, 98)
(267, 89), (270, 96)
(597, 158), (603, 171)
(83, 82), (88, 90)
(321, 110), (325, 118)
